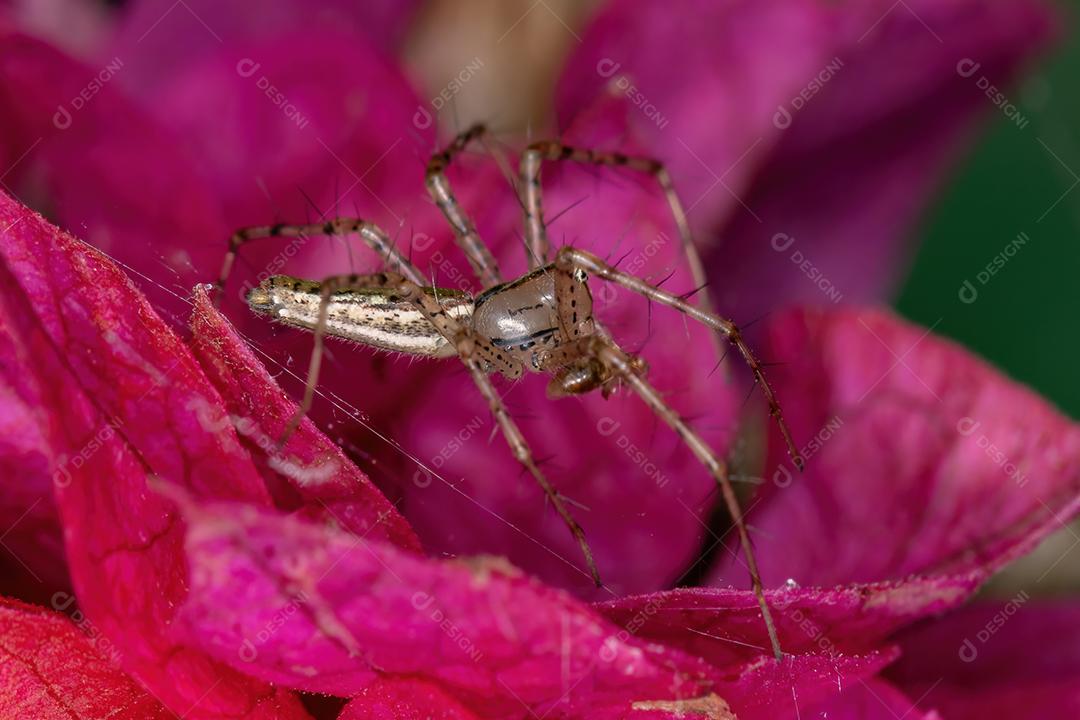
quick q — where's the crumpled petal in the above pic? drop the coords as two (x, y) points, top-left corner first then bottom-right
(888, 599), (1080, 719)
(188, 284), (421, 551)
(594, 576), (979, 669)
(708, 307), (1080, 589)
(0, 193), (309, 718)
(0, 596), (169, 718)
(171, 491), (893, 718)
(556, 0), (1054, 319)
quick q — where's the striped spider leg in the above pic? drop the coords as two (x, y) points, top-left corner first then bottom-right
(229, 127), (802, 660)
(215, 217), (427, 307)
(245, 269), (600, 587)
(541, 245), (800, 661)
(425, 123), (515, 287)
(518, 139), (727, 360)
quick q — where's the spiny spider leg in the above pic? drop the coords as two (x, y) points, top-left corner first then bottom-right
(284, 270), (601, 587)
(555, 246), (803, 471)
(542, 332), (783, 660)
(215, 217), (426, 306)
(519, 140), (726, 360)
(426, 124), (508, 287)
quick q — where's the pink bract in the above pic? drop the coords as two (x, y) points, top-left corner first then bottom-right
(0, 0), (1077, 717)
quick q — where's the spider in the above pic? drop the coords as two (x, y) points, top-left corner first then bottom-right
(215, 124), (803, 661)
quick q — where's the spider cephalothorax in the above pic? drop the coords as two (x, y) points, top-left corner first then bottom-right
(218, 123), (802, 661)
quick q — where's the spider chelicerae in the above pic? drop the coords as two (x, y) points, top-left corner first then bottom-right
(215, 123), (803, 660)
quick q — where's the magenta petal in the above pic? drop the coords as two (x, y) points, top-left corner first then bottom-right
(0, 597), (169, 718)
(595, 576), (978, 669)
(337, 678), (480, 720)
(109, 0), (422, 92)
(170, 492), (889, 717)
(0, 195), (309, 717)
(888, 600), (1080, 719)
(557, 0), (1054, 319)
(188, 285), (421, 551)
(0, 32), (229, 314)
(556, 0), (833, 233)
(101, 29), (430, 230)
(705, 0), (1055, 320)
(708, 307), (1080, 589)
(173, 495), (731, 715)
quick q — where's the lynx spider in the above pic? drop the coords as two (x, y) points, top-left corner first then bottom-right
(215, 124), (803, 660)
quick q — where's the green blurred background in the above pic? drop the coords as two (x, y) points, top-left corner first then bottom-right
(897, 2), (1080, 419)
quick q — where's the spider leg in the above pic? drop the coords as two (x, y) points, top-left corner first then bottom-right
(426, 123), (509, 288)
(519, 141), (725, 359)
(215, 217), (425, 306)
(287, 270), (601, 587)
(555, 246), (803, 471)
(544, 334), (784, 661)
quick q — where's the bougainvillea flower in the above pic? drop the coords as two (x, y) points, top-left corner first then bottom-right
(0, 0), (1056, 599)
(1, 0), (1077, 717)
(4, 178), (1080, 716)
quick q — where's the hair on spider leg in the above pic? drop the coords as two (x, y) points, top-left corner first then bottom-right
(543, 193), (593, 232)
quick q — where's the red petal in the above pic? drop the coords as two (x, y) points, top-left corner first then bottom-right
(708, 307), (1080, 589)
(189, 285), (421, 550)
(0, 194), (309, 718)
(888, 599), (1080, 718)
(337, 678), (480, 720)
(0, 596), (169, 718)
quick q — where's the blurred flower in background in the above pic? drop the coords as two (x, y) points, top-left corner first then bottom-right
(1, 0), (1079, 718)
